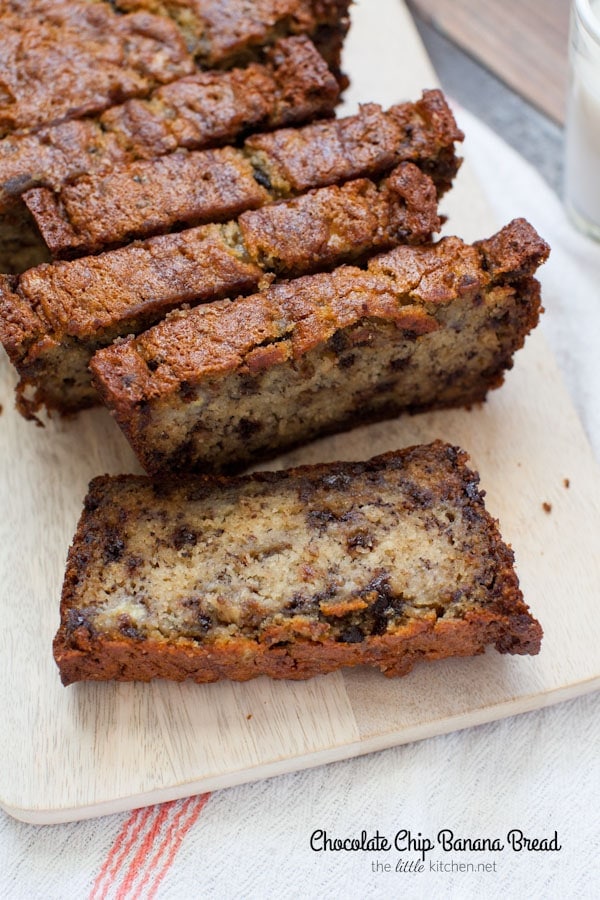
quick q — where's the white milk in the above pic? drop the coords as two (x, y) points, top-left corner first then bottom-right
(564, 0), (600, 238)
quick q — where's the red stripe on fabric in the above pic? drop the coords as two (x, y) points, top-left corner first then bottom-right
(139, 794), (211, 900)
(129, 798), (195, 900)
(89, 806), (149, 900)
(113, 801), (177, 900)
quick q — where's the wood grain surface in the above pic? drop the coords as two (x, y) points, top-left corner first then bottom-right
(410, 0), (570, 123)
(1, 0), (599, 824)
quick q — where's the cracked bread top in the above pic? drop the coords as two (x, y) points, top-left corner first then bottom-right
(0, 162), (439, 369)
(24, 146), (270, 257)
(101, 35), (339, 158)
(246, 89), (464, 195)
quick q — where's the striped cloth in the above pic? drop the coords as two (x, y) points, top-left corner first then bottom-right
(1, 110), (599, 900)
(89, 797), (210, 900)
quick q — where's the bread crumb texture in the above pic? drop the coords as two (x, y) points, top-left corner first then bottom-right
(54, 442), (542, 684)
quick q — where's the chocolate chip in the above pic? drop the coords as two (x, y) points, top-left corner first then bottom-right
(465, 480), (481, 501)
(118, 615), (143, 640)
(103, 533), (125, 563)
(253, 168), (272, 190)
(197, 613), (212, 632)
(327, 330), (349, 354)
(236, 418), (262, 440)
(307, 509), (336, 530)
(338, 626), (364, 643)
(321, 472), (351, 490)
(126, 555), (144, 573)
(445, 445), (459, 464)
(173, 526), (198, 550)
(370, 595), (391, 635)
(338, 353), (356, 369)
(179, 380), (197, 401)
(347, 531), (374, 551)
(84, 494), (100, 513)
(66, 609), (93, 635)
(389, 356), (409, 372)
(238, 374), (259, 395)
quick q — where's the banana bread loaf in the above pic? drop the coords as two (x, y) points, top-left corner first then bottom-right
(22, 90), (463, 257)
(0, 162), (439, 416)
(90, 219), (549, 476)
(53, 441), (543, 685)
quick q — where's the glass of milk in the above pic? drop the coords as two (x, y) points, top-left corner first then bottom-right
(564, 0), (600, 239)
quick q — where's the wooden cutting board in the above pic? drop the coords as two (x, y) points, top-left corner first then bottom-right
(1, 0), (599, 824)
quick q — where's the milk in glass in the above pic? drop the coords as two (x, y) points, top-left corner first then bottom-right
(565, 0), (600, 239)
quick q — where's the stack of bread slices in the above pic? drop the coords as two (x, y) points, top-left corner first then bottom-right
(0, 0), (547, 685)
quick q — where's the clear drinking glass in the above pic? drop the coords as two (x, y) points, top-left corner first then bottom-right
(564, 0), (600, 239)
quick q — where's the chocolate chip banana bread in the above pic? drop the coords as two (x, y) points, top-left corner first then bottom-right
(90, 219), (549, 476)
(0, 36), (339, 220)
(22, 90), (462, 257)
(0, 162), (439, 416)
(53, 441), (543, 685)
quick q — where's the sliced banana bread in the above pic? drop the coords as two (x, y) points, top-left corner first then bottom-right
(53, 441), (542, 685)
(90, 219), (549, 476)
(0, 162), (439, 416)
(0, 36), (339, 220)
(22, 90), (462, 257)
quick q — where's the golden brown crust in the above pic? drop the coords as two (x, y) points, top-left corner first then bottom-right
(53, 441), (543, 685)
(238, 163), (440, 275)
(10, 227), (262, 342)
(24, 146), (271, 257)
(54, 614), (539, 685)
(0, 36), (339, 215)
(246, 89), (464, 195)
(22, 91), (462, 257)
(0, 0), (193, 138)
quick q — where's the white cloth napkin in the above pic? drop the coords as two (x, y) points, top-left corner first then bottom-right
(1, 111), (599, 900)
(458, 107), (600, 455)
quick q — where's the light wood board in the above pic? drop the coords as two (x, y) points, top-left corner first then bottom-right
(409, 0), (570, 123)
(1, 0), (599, 825)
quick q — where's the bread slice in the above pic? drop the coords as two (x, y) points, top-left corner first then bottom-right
(22, 90), (462, 257)
(0, 162), (439, 417)
(0, 36), (339, 221)
(113, 0), (351, 77)
(53, 441), (542, 685)
(90, 219), (549, 476)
